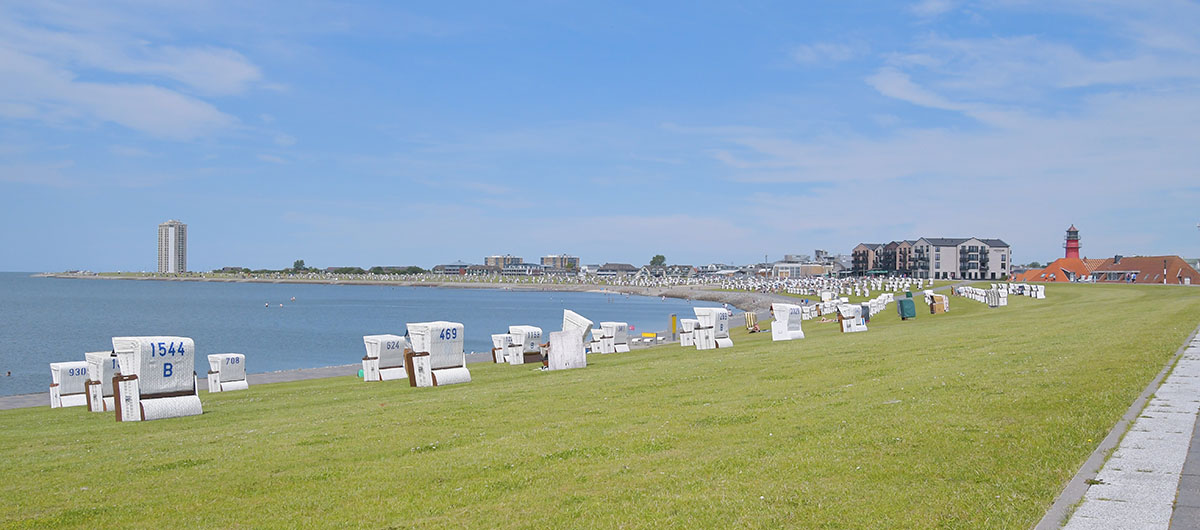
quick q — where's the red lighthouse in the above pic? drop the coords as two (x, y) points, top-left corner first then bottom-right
(1064, 225), (1081, 259)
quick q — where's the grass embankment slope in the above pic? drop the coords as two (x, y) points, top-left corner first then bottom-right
(2, 284), (1198, 528)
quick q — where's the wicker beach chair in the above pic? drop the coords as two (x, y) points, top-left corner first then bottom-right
(84, 351), (119, 412)
(49, 361), (89, 408)
(769, 303), (805, 342)
(110, 336), (202, 421)
(362, 334), (407, 382)
(207, 353), (249, 392)
(405, 322), (470, 387)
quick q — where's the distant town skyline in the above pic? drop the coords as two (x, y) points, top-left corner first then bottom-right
(1, 2), (1198, 272)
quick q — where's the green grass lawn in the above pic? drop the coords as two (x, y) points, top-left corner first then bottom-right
(2, 284), (1199, 528)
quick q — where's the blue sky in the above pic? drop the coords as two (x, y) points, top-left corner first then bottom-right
(2, 0), (1198, 271)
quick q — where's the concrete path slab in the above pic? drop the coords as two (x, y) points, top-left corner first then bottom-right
(1060, 337), (1200, 529)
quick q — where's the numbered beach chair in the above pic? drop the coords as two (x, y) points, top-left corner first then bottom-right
(546, 329), (587, 371)
(679, 318), (699, 347)
(837, 304), (868, 333)
(362, 334), (408, 382)
(491, 333), (513, 363)
(207, 353), (249, 392)
(110, 336), (202, 422)
(506, 325), (543, 365)
(694, 307), (733, 350)
(405, 322), (470, 387)
(599, 322), (630, 353)
(49, 361), (90, 408)
(770, 303), (805, 342)
(85, 351), (120, 412)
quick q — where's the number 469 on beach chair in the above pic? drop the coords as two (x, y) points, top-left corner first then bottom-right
(404, 322), (470, 388)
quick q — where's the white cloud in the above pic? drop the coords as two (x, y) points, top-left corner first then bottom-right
(0, 15), (263, 96)
(0, 47), (235, 139)
(257, 154), (286, 164)
(0, 4), (264, 138)
(866, 67), (968, 112)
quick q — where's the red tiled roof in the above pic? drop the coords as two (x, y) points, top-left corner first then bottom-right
(1015, 258), (1091, 282)
(1090, 255), (1200, 285)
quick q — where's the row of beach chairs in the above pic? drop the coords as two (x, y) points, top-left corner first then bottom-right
(49, 337), (248, 422)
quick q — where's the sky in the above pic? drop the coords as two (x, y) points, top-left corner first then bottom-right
(1, 0), (1198, 271)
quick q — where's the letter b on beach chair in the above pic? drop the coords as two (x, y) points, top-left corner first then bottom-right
(111, 336), (202, 422)
(693, 308), (733, 350)
(207, 354), (249, 392)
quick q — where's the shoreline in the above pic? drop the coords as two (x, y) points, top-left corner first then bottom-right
(34, 272), (795, 313)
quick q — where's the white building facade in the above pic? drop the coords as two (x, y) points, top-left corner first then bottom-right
(912, 237), (1010, 280)
(157, 220), (188, 273)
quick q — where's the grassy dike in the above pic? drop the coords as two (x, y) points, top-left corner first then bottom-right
(2, 284), (1199, 528)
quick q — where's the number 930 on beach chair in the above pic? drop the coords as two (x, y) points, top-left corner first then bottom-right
(207, 353), (249, 392)
(405, 322), (470, 388)
(49, 360), (90, 408)
(111, 336), (202, 422)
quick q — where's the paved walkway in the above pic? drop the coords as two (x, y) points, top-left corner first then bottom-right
(1058, 332), (1200, 529)
(1172, 333), (1200, 528)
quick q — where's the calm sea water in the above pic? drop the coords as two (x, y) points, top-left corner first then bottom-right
(0, 273), (726, 396)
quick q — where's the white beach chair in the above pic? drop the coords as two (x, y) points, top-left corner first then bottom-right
(85, 351), (120, 412)
(506, 325), (543, 365)
(589, 328), (605, 354)
(546, 329), (586, 371)
(491, 333), (513, 363)
(49, 361), (90, 409)
(111, 336), (202, 422)
(837, 305), (868, 333)
(600, 322), (630, 353)
(206, 353), (249, 392)
(562, 310), (594, 353)
(405, 322), (470, 387)
(770, 303), (805, 342)
(362, 334), (408, 382)
(694, 307), (733, 349)
(679, 318), (698, 347)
